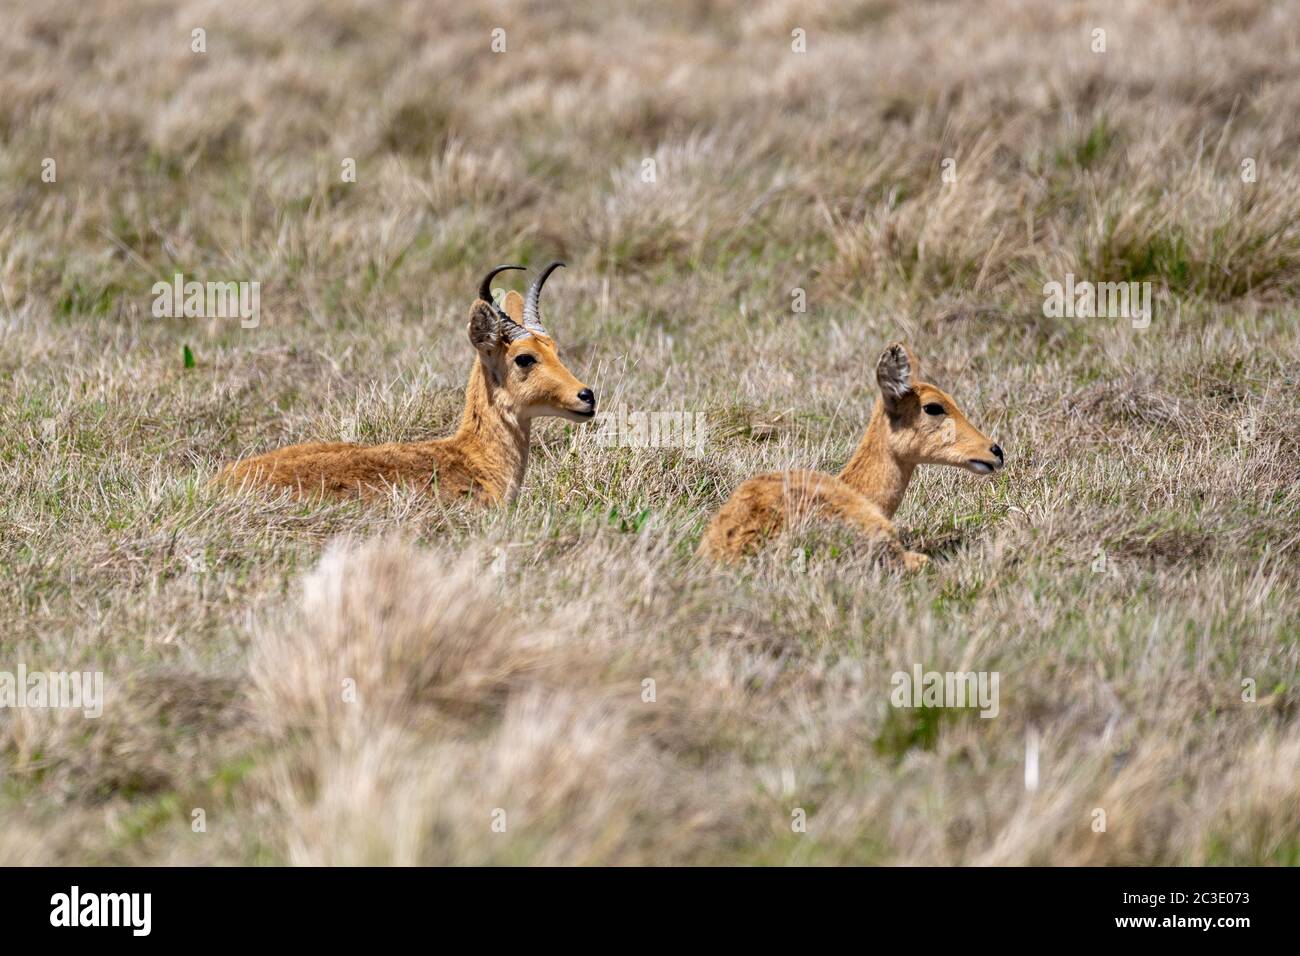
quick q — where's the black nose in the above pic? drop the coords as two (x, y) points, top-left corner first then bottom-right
(577, 388), (595, 406)
(991, 444), (1004, 462)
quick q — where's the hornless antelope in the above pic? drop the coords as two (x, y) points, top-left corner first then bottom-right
(214, 262), (597, 503)
(699, 343), (1003, 571)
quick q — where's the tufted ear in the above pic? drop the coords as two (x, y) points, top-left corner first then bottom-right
(468, 301), (502, 356)
(876, 342), (920, 411)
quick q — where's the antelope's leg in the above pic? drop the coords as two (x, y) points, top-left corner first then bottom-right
(784, 472), (928, 572)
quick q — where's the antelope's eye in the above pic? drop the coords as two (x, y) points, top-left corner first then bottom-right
(923, 402), (945, 416)
(514, 354), (537, 368)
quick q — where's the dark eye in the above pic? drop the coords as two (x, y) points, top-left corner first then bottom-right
(923, 403), (945, 416)
(514, 354), (537, 368)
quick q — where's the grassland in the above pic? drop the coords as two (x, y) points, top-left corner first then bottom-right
(0, 0), (1297, 864)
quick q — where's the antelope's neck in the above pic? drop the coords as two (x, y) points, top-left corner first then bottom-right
(447, 359), (531, 503)
(837, 399), (914, 518)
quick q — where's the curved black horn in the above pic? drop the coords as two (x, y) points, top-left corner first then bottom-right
(475, 263), (529, 342)
(523, 260), (565, 333)
(478, 264), (525, 310)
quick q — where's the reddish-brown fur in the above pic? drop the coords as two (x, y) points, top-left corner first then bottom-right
(214, 268), (594, 504)
(699, 343), (1004, 570)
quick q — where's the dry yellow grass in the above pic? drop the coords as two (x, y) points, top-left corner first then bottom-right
(0, 0), (1297, 864)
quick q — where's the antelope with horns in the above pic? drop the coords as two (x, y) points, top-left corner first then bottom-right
(214, 262), (596, 503)
(699, 343), (1004, 571)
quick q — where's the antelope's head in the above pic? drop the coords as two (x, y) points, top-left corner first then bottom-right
(467, 262), (596, 423)
(875, 343), (1004, 476)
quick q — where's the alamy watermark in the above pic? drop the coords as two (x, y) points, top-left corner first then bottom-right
(0, 665), (103, 718)
(593, 403), (707, 457)
(50, 886), (150, 936)
(1043, 274), (1151, 329)
(890, 664), (1000, 718)
(152, 273), (260, 328)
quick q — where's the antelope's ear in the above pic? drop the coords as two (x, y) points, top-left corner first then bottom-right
(501, 290), (524, 325)
(468, 301), (502, 355)
(876, 342), (919, 410)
